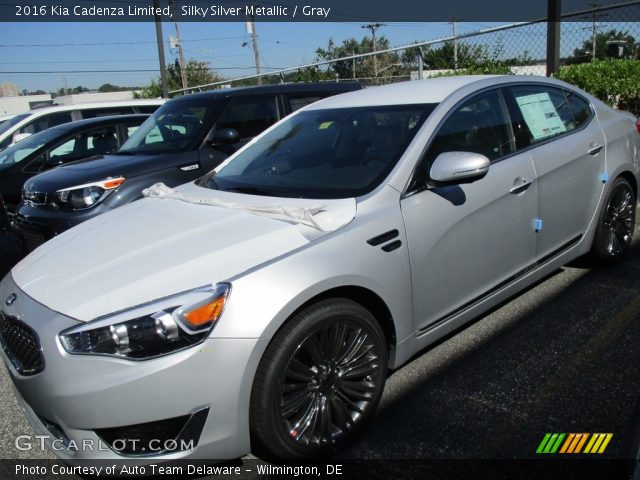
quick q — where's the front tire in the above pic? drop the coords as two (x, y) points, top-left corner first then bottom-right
(591, 177), (636, 263)
(250, 298), (388, 459)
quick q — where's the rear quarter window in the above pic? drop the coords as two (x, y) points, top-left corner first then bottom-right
(564, 90), (592, 129)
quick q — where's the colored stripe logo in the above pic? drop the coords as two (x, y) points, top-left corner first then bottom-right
(536, 433), (613, 454)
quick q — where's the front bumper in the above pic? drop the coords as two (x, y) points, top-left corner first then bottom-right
(0, 275), (264, 462)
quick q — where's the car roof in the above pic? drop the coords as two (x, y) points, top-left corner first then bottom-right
(45, 114), (149, 133)
(171, 82), (361, 103)
(23, 99), (164, 116)
(306, 75), (577, 109)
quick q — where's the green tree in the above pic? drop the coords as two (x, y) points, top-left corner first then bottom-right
(315, 36), (401, 79)
(98, 83), (121, 93)
(567, 29), (639, 64)
(135, 58), (225, 98)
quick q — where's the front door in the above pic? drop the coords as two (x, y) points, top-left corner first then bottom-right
(401, 88), (539, 331)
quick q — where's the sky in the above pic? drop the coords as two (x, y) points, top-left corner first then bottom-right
(0, 21), (508, 92)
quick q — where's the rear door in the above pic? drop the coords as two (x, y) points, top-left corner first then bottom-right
(504, 84), (606, 259)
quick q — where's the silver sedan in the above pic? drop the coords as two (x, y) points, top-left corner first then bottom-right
(1, 75), (638, 461)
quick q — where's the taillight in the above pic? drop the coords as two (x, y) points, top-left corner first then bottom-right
(636, 118), (640, 134)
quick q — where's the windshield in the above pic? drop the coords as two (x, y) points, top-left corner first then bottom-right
(198, 104), (436, 199)
(118, 98), (218, 154)
(0, 113), (30, 137)
(0, 128), (60, 169)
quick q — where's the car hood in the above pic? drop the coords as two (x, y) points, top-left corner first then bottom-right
(12, 182), (356, 322)
(23, 151), (198, 193)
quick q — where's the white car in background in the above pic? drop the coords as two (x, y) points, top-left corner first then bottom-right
(0, 100), (164, 151)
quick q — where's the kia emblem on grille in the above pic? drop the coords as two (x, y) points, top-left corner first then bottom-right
(5, 294), (16, 306)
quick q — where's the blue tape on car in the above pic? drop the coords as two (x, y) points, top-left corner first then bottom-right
(600, 172), (609, 183)
(534, 218), (543, 232)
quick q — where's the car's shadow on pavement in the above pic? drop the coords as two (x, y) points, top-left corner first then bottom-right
(339, 239), (640, 464)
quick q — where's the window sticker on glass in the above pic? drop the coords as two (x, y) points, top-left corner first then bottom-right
(318, 121), (333, 130)
(515, 92), (567, 141)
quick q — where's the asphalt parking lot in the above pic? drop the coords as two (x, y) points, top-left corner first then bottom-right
(0, 212), (639, 478)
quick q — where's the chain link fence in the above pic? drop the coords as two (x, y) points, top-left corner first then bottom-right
(173, 1), (640, 94)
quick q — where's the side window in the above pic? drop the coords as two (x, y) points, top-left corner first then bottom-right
(288, 94), (324, 112)
(47, 112), (73, 128)
(45, 127), (118, 169)
(136, 105), (161, 114)
(425, 89), (514, 164)
(81, 107), (135, 119)
(49, 138), (76, 159)
(20, 112), (73, 135)
(125, 124), (141, 139)
(508, 85), (575, 146)
(215, 96), (278, 139)
(564, 90), (592, 129)
(23, 153), (46, 173)
(84, 127), (118, 156)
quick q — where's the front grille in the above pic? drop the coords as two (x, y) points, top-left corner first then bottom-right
(0, 312), (45, 376)
(20, 228), (47, 253)
(14, 215), (52, 252)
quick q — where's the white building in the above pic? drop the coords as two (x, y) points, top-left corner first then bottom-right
(0, 94), (53, 115)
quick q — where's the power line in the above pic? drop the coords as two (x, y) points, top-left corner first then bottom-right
(0, 36), (245, 48)
(1, 66), (285, 74)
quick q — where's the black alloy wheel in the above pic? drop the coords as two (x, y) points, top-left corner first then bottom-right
(592, 177), (636, 262)
(250, 298), (388, 459)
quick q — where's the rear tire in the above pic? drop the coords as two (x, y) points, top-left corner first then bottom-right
(591, 177), (636, 263)
(250, 298), (388, 460)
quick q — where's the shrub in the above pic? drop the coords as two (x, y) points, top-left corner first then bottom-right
(556, 59), (640, 115)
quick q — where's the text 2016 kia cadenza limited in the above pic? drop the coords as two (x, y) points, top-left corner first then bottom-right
(0, 76), (638, 461)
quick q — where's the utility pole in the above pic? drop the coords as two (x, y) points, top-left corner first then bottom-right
(352, 50), (356, 79)
(587, 3), (607, 60)
(361, 23), (384, 77)
(449, 17), (458, 69)
(171, 0), (188, 90)
(154, 0), (169, 98)
(62, 77), (69, 96)
(247, 16), (262, 84)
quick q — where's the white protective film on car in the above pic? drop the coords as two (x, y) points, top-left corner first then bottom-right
(142, 182), (356, 232)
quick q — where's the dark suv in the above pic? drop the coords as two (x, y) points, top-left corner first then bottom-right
(16, 82), (360, 250)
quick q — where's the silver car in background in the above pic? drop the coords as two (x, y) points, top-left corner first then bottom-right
(1, 75), (639, 461)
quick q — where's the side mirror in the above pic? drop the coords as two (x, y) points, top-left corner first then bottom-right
(206, 128), (240, 146)
(430, 151), (490, 184)
(12, 132), (32, 144)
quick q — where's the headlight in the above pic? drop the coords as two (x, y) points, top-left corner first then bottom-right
(59, 283), (230, 360)
(54, 177), (125, 211)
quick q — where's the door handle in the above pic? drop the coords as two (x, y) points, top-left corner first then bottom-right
(588, 143), (603, 156)
(509, 177), (533, 194)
